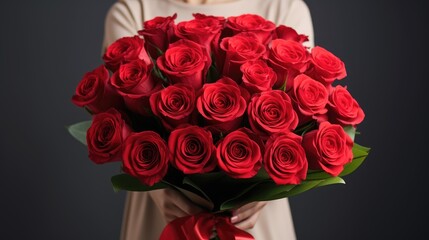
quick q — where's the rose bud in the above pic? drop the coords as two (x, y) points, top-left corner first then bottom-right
(264, 132), (308, 185)
(268, 39), (310, 90)
(122, 131), (170, 186)
(157, 39), (211, 90)
(150, 84), (196, 131)
(240, 60), (277, 94)
(248, 90), (298, 139)
(328, 85), (365, 126)
(216, 128), (262, 179)
(308, 46), (347, 86)
(196, 77), (248, 134)
(103, 36), (151, 72)
(72, 65), (122, 114)
(168, 125), (216, 174)
(86, 108), (131, 164)
(302, 121), (353, 176)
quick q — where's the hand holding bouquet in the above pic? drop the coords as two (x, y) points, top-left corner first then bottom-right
(68, 13), (370, 239)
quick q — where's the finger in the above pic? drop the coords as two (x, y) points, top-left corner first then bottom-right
(231, 202), (266, 224)
(234, 210), (261, 230)
(233, 202), (259, 215)
(234, 201), (266, 215)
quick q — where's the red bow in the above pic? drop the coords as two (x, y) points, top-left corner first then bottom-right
(160, 213), (255, 240)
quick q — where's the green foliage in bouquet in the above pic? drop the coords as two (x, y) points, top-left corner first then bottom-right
(67, 120), (370, 211)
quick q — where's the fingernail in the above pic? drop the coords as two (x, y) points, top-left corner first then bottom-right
(231, 215), (239, 224)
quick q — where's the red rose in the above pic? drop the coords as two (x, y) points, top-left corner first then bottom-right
(220, 32), (266, 82)
(138, 14), (177, 59)
(302, 121), (353, 176)
(150, 84), (196, 131)
(157, 39), (211, 90)
(268, 39), (309, 90)
(103, 36), (151, 72)
(290, 74), (328, 124)
(110, 59), (161, 116)
(226, 14), (276, 45)
(72, 65), (121, 114)
(240, 60), (277, 94)
(168, 125), (216, 174)
(248, 90), (298, 139)
(264, 132), (308, 185)
(86, 108), (131, 164)
(175, 14), (224, 54)
(216, 128), (262, 179)
(110, 59), (155, 94)
(328, 85), (365, 126)
(273, 25), (309, 43)
(196, 77), (248, 134)
(308, 46), (347, 85)
(122, 131), (170, 186)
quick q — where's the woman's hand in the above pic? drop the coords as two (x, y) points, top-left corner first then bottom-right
(148, 188), (205, 223)
(231, 201), (267, 230)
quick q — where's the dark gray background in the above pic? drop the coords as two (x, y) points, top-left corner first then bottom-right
(1, 0), (427, 239)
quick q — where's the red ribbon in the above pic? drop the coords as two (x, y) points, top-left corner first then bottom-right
(160, 213), (254, 240)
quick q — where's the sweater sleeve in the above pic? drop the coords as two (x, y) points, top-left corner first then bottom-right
(101, 0), (143, 54)
(284, 0), (315, 48)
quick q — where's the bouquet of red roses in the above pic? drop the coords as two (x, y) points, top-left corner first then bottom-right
(68, 13), (370, 239)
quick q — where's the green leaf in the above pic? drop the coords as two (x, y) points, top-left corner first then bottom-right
(218, 181), (263, 210)
(277, 179), (323, 198)
(305, 143), (370, 180)
(152, 64), (169, 85)
(220, 181), (297, 210)
(253, 168), (271, 181)
(316, 176), (345, 187)
(340, 143), (370, 177)
(294, 121), (317, 136)
(183, 177), (212, 203)
(353, 143), (371, 155)
(148, 51), (169, 85)
(218, 176), (346, 210)
(180, 172), (226, 206)
(279, 79), (287, 92)
(210, 169), (344, 210)
(207, 53), (220, 83)
(182, 171), (274, 211)
(344, 125), (356, 141)
(272, 177), (344, 199)
(66, 121), (91, 145)
(305, 170), (331, 180)
(111, 174), (169, 192)
(84, 106), (93, 115)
